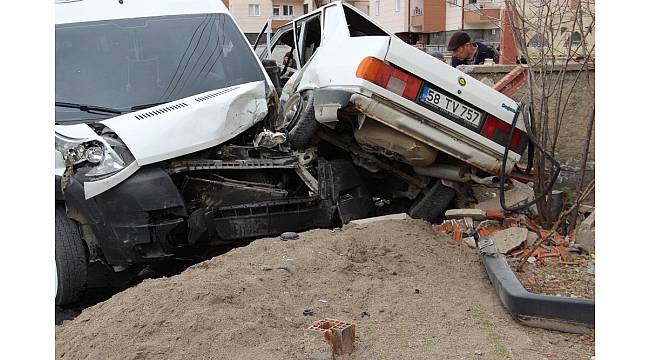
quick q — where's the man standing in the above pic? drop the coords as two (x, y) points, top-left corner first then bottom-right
(447, 31), (499, 68)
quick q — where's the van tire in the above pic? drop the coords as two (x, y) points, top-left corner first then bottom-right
(408, 180), (456, 222)
(55, 205), (88, 306)
(287, 90), (319, 149)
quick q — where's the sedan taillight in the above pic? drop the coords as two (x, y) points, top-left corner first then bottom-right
(356, 57), (422, 101)
(480, 115), (528, 154)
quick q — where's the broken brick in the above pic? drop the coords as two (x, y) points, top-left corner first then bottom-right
(308, 319), (355, 356)
(478, 226), (501, 237)
(557, 245), (569, 262)
(503, 217), (519, 228)
(434, 222), (453, 233)
(452, 227), (463, 243)
(484, 210), (505, 221)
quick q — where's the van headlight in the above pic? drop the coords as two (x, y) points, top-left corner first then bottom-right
(55, 133), (134, 178)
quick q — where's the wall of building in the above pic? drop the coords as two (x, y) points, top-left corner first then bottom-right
(369, 0), (409, 34)
(229, 0), (305, 35)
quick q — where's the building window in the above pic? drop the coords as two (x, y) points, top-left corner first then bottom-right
(273, 6), (280, 16)
(248, 4), (260, 16)
(375, 0), (380, 16)
(468, 0), (478, 4)
(304, 4), (309, 14)
(283, 5), (294, 16)
(566, 31), (583, 46)
(491, 29), (496, 35)
(395, 0), (400, 12)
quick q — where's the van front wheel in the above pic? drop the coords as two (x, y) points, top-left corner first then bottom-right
(55, 205), (88, 306)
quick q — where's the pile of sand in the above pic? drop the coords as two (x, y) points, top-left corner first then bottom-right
(56, 220), (593, 359)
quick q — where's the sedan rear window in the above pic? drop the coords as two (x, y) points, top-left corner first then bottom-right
(343, 5), (388, 37)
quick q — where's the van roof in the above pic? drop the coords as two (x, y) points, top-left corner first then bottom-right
(55, 0), (229, 25)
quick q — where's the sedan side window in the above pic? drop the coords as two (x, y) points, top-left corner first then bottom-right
(296, 14), (322, 67)
(269, 28), (297, 71)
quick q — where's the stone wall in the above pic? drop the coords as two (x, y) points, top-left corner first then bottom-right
(459, 64), (595, 203)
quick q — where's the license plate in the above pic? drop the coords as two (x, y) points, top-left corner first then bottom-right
(420, 86), (483, 129)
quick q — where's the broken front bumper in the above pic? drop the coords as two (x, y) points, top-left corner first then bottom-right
(63, 166), (187, 266)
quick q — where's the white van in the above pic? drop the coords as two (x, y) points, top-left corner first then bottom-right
(54, 0), (360, 305)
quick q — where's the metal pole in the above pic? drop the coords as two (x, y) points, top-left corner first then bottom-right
(461, 0), (465, 30)
(266, 18), (271, 57)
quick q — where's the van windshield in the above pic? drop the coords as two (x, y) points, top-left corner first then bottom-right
(56, 13), (265, 121)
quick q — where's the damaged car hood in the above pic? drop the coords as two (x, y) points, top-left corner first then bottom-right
(56, 80), (268, 199)
(101, 81), (268, 165)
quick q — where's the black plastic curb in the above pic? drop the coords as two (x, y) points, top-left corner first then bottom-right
(479, 238), (595, 334)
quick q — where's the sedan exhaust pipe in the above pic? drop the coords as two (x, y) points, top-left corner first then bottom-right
(414, 165), (499, 185)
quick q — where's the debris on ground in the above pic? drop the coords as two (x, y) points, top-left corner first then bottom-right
(433, 181), (596, 301)
(56, 220), (594, 359)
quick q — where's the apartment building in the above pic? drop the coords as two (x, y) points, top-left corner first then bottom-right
(225, 0), (369, 43)
(224, 0), (306, 42)
(368, 0), (503, 48)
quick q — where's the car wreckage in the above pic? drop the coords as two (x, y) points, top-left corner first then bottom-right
(55, 0), (528, 304)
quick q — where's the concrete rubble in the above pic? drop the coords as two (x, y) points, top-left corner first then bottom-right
(474, 181), (537, 215)
(488, 227), (529, 254)
(576, 210), (595, 253)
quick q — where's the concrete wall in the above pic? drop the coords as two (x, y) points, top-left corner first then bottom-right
(460, 64), (595, 201)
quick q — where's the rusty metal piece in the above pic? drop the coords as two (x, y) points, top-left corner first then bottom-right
(308, 319), (356, 356)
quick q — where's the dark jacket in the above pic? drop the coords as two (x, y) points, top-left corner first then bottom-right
(451, 42), (499, 68)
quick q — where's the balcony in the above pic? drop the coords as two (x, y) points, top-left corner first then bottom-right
(270, 15), (297, 29)
(411, 12), (424, 28)
(464, 3), (502, 24)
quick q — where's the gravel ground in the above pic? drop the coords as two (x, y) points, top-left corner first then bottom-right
(508, 256), (595, 300)
(56, 219), (594, 359)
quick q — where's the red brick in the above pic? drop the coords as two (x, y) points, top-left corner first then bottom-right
(308, 319), (356, 356)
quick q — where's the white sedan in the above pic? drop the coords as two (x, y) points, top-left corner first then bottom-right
(254, 1), (528, 219)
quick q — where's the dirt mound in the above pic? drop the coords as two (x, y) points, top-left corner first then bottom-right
(56, 219), (593, 359)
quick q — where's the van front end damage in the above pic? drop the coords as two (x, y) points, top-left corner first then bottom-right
(59, 141), (374, 267)
(63, 166), (188, 267)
